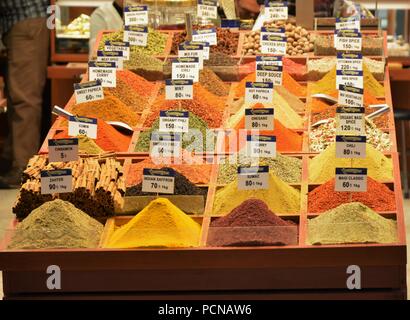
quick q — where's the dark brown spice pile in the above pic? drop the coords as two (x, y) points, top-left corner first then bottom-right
(208, 199), (298, 246)
(125, 167), (208, 197)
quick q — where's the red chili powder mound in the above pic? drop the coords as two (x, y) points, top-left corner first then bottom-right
(224, 104), (302, 152)
(208, 199), (297, 246)
(54, 119), (132, 152)
(143, 83), (225, 128)
(117, 70), (156, 97)
(241, 58), (307, 81)
(234, 71), (307, 98)
(126, 158), (212, 186)
(308, 177), (396, 213)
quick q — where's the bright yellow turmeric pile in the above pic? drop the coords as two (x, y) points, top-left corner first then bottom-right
(105, 198), (201, 248)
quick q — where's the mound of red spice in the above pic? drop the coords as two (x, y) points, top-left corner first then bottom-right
(244, 58), (307, 81)
(117, 70), (156, 97)
(308, 177), (396, 213)
(54, 119), (132, 152)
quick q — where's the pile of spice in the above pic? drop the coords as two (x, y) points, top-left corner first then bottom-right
(223, 118), (303, 153)
(8, 199), (103, 250)
(244, 58), (307, 81)
(171, 27), (239, 55)
(275, 86), (306, 113)
(242, 20), (314, 56)
(204, 52), (238, 66)
(213, 172), (300, 216)
(309, 118), (391, 152)
(234, 71), (307, 98)
(229, 99), (303, 129)
(314, 34), (383, 56)
(68, 92), (140, 127)
(308, 143), (393, 183)
(307, 57), (385, 81)
(54, 119), (132, 153)
(207, 199), (298, 247)
(144, 85), (225, 128)
(308, 177), (396, 213)
(308, 202), (397, 245)
(13, 156), (125, 220)
(99, 28), (167, 56)
(124, 51), (164, 81)
(117, 70), (156, 98)
(217, 152), (302, 184)
(105, 198), (201, 248)
(309, 65), (385, 97)
(199, 67), (230, 96)
(106, 77), (150, 113)
(126, 158), (212, 186)
(126, 167), (208, 198)
(135, 113), (215, 152)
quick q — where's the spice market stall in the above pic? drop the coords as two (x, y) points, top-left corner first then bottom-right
(0, 6), (407, 300)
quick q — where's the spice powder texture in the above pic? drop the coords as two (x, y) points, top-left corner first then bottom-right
(105, 198), (201, 248)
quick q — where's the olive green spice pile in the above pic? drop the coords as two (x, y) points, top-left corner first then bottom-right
(7, 199), (103, 250)
(217, 152), (302, 184)
(204, 52), (238, 66)
(100, 29), (167, 55)
(134, 113), (216, 152)
(124, 51), (164, 80)
(199, 68), (230, 96)
(308, 202), (397, 245)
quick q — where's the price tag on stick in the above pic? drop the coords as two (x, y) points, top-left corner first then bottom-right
(256, 55), (283, 68)
(124, 5), (149, 26)
(165, 79), (193, 100)
(336, 52), (363, 71)
(245, 108), (274, 130)
(197, 0), (218, 20)
(335, 135), (366, 159)
(237, 166), (269, 190)
(142, 168), (175, 194)
(256, 65), (283, 86)
(264, 1), (288, 21)
(338, 85), (364, 108)
(68, 116), (98, 139)
(336, 70), (363, 89)
(104, 40), (130, 60)
(172, 57), (200, 82)
(178, 42), (204, 69)
(192, 29), (217, 46)
(247, 135), (276, 158)
(159, 110), (189, 133)
(150, 132), (182, 158)
(88, 61), (117, 88)
(335, 168), (368, 192)
(245, 82), (274, 104)
(96, 50), (124, 70)
(74, 80), (104, 104)
(48, 138), (79, 163)
(41, 169), (73, 195)
(260, 34), (287, 55)
(336, 17), (361, 32)
(336, 106), (365, 135)
(124, 26), (148, 47)
(335, 29), (362, 52)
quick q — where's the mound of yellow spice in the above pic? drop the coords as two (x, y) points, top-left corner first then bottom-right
(212, 172), (301, 216)
(309, 143), (393, 184)
(105, 198), (201, 248)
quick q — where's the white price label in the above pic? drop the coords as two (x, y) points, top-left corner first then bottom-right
(159, 110), (189, 133)
(336, 52), (363, 71)
(189, 41), (210, 60)
(335, 136), (366, 159)
(336, 70), (363, 89)
(237, 166), (269, 190)
(48, 138), (79, 163)
(68, 116), (98, 139)
(104, 41), (130, 60)
(336, 17), (361, 32)
(336, 107), (365, 135)
(245, 82), (274, 104)
(264, 1), (288, 21)
(124, 5), (149, 26)
(96, 50), (124, 70)
(192, 29), (217, 46)
(172, 58), (200, 82)
(74, 80), (104, 104)
(142, 168), (175, 194)
(256, 65), (283, 85)
(338, 85), (364, 108)
(150, 132), (182, 158)
(88, 61), (117, 88)
(335, 30), (362, 52)
(41, 169), (73, 195)
(197, 0), (218, 19)
(256, 55), (283, 68)
(179, 42), (204, 69)
(335, 168), (368, 192)
(124, 26), (148, 47)
(165, 79), (193, 100)
(245, 108), (274, 130)
(247, 135), (276, 158)
(261, 34), (287, 55)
